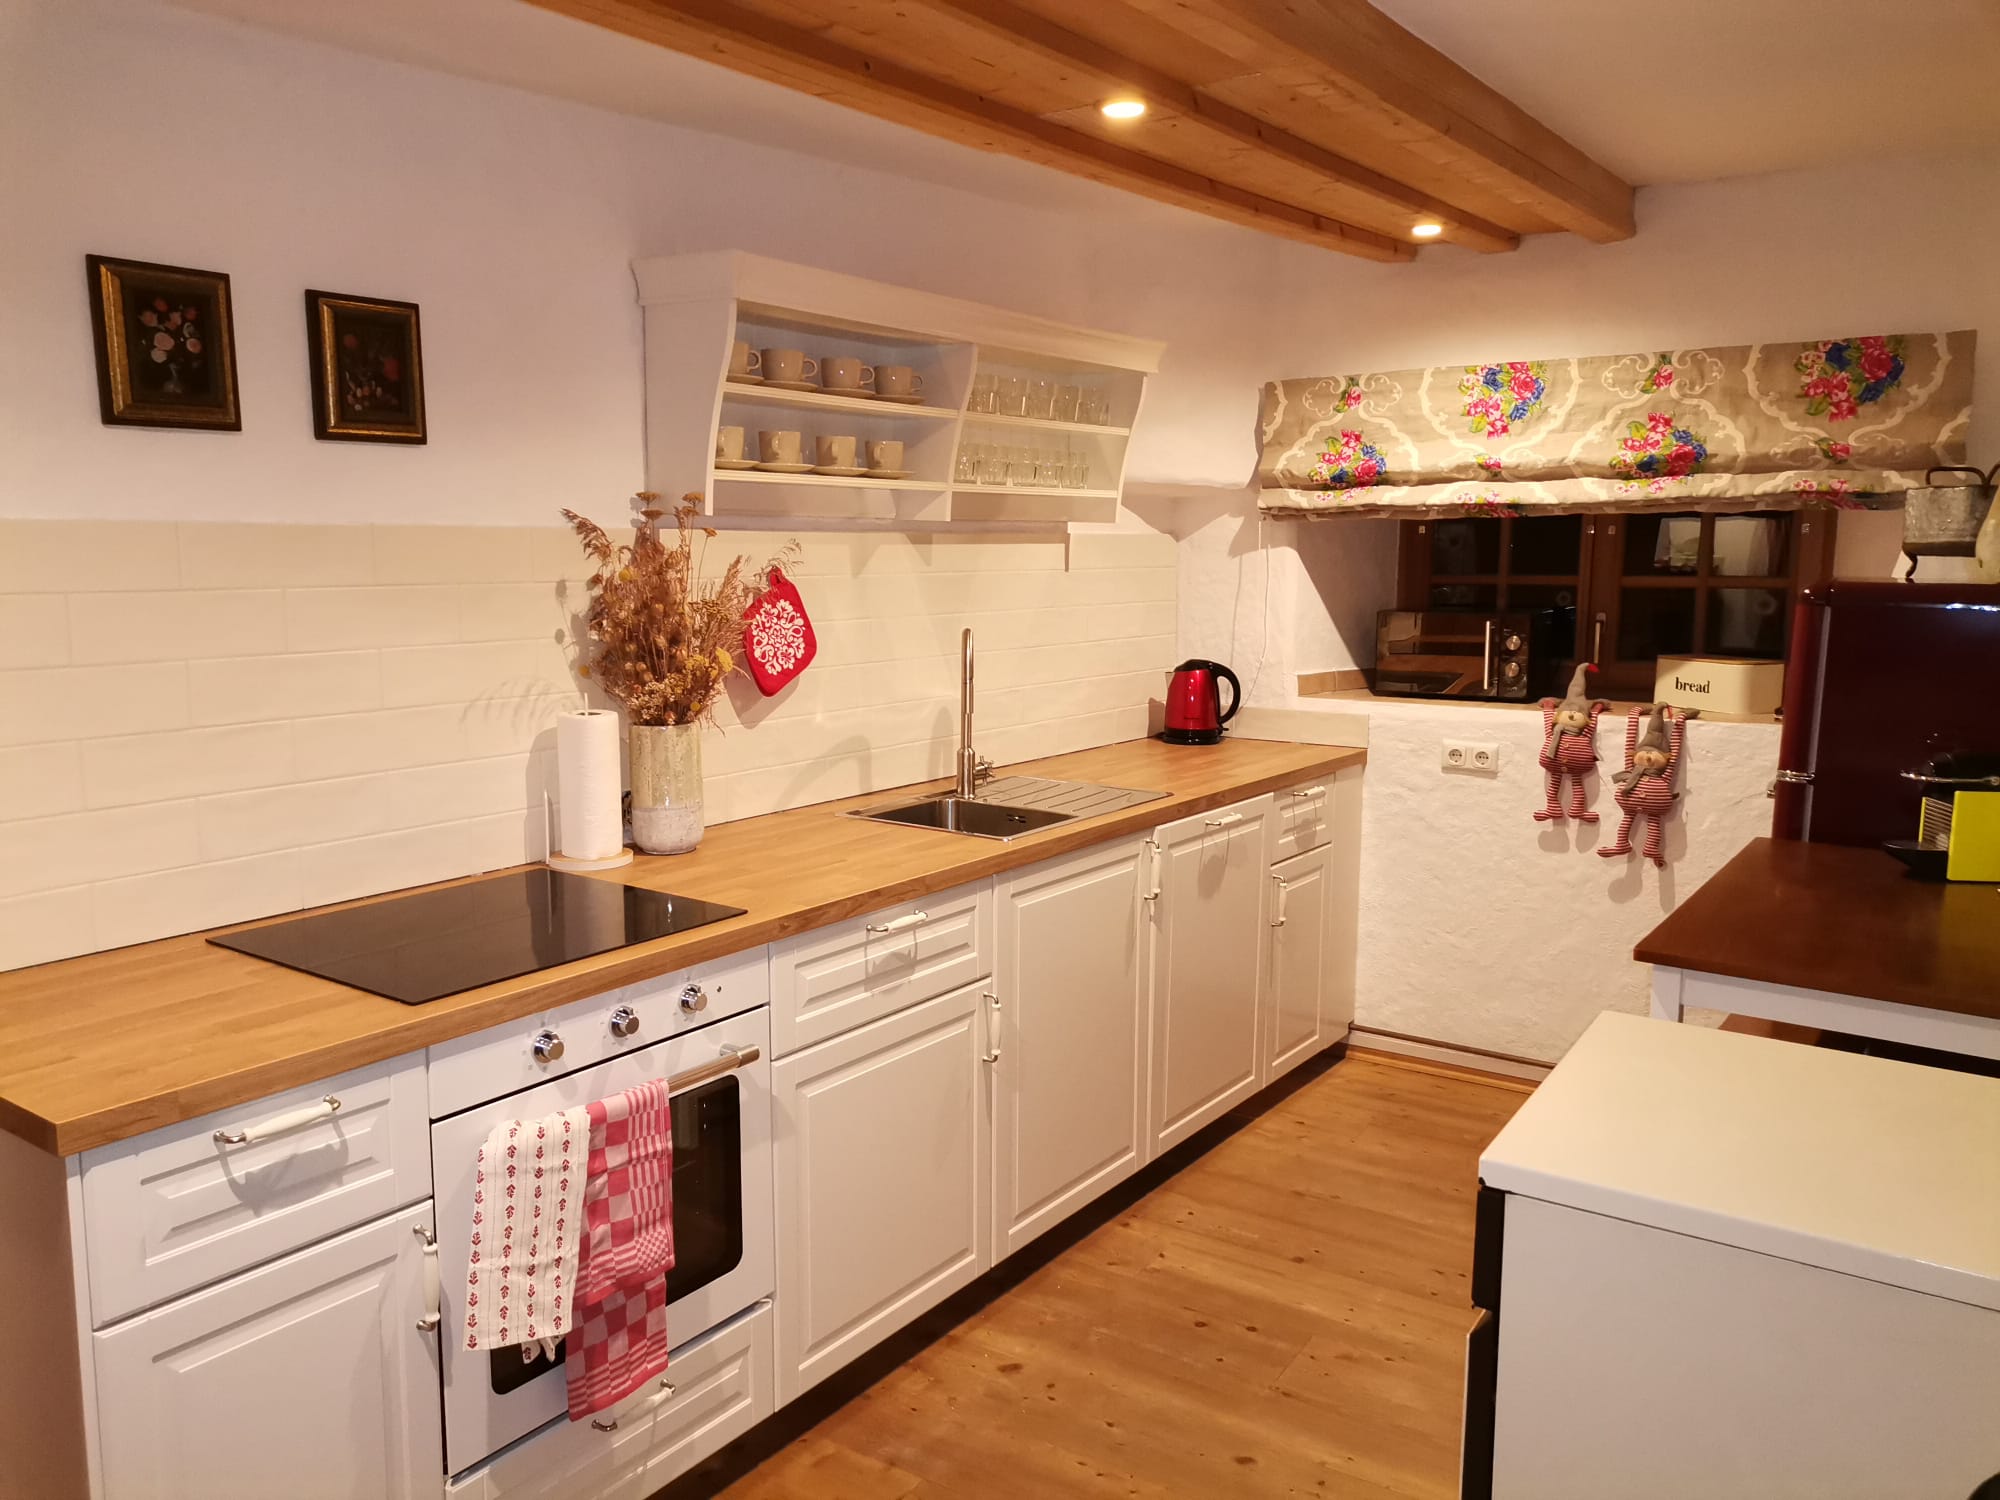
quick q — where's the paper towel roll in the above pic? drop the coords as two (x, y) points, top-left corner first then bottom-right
(556, 710), (626, 861)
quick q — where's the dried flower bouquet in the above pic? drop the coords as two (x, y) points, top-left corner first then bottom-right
(561, 493), (797, 727)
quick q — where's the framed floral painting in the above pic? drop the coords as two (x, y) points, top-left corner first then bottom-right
(304, 290), (427, 443)
(85, 255), (241, 430)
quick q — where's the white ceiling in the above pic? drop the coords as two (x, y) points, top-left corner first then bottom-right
(1374, 0), (2000, 183)
(167, 0), (2000, 201)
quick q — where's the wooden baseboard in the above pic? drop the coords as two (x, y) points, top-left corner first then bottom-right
(1347, 1028), (1549, 1088)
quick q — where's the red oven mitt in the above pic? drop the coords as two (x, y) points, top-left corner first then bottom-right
(742, 566), (816, 695)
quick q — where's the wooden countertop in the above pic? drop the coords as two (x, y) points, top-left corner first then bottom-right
(1635, 837), (2000, 1022)
(0, 736), (1362, 1156)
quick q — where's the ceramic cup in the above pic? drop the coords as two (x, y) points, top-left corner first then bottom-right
(822, 356), (875, 391)
(762, 348), (818, 384)
(816, 434), (858, 469)
(716, 425), (746, 462)
(728, 340), (761, 379)
(759, 429), (804, 465)
(866, 438), (905, 472)
(876, 364), (924, 398)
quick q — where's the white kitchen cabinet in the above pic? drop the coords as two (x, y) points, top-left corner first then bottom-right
(1262, 840), (1331, 1084)
(992, 836), (1149, 1260)
(1146, 793), (1273, 1154)
(771, 982), (992, 1404)
(93, 1201), (443, 1500)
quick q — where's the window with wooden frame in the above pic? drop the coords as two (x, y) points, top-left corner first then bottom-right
(1397, 510), (1835, 698)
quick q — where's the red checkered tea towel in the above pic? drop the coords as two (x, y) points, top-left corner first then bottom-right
(565, 1079), (675, 1420)
(462, 1107), (589, 1358)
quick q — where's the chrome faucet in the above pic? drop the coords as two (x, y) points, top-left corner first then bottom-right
(955, 627), (993, 798)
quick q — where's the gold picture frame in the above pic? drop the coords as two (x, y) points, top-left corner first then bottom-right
(86, 255), (241, 430)
(305, 290), (427, 443)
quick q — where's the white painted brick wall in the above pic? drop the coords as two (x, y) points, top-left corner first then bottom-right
(0, 521), (1175, 970)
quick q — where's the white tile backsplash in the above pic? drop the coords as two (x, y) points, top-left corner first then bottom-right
(0, 519), (1175, 970)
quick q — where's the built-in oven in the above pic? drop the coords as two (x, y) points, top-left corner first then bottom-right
(430, 1004), (773, 1476)
(1374, 607), (1572, 701)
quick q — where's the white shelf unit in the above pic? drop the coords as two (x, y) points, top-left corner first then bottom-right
(632, 251), (1163, 529)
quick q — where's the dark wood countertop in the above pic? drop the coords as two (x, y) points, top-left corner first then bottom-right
(1635, 837), (2000, 1022)
(0, 736), (1363, 1156)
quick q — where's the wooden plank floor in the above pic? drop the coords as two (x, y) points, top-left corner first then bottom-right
(683, 1055), (1528, 1500)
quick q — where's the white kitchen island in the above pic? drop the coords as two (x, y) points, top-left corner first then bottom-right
(1461, 1011), (2000, 1500)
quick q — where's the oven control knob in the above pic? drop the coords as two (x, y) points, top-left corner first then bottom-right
(1502, 633), (1523, 653)
(679, 983), (708, 1014)
(531, 1030), (564, 1064)
(1501, 660), (1523, 681)
(608, 1005), (640, 1039)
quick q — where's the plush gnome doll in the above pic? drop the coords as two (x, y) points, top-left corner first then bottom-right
(1599, 704), (1687, 867)
(1534, 663), (1607, 823)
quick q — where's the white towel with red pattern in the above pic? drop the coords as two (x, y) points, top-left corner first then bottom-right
(565, 1078), (676, 1420)
(462, 1107), (590, 1358)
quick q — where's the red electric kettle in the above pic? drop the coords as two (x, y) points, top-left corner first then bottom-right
(1162, 659), (1241, 745)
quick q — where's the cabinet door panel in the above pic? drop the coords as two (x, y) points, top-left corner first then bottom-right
(772, 985), (990, 1403)
(94, 1203), (442, 1500)
(1149, 795), (1271, 1153)
(1265, 843), (1331, 1083)
(994, 837), (1147, 1260)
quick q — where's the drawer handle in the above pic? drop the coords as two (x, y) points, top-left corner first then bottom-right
(1290, 785), (1326, 799)
(213, 1094), (341, 1146)
(1142, 838), (1161, 903)
(659, 1377), (677, 1395)
(866, 910), (928, 935)
(1204, 812), (1245, 830)
(591, 1417), (618, 1433)
(1271, 874), (1290, 928)
(414, 1224), (440, 1333)
(982, 990), (1001, 1065)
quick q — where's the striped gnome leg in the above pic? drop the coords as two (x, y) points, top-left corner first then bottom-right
(1597, 709), (1644, 857)
(1599, 800), (1638, 857)
(1533, 701), (1565, 821)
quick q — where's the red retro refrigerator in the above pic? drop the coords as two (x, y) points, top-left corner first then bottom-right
(1772, 582), (2000, 847)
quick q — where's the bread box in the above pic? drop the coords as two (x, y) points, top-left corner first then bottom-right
(1654, 655), (1784, 716)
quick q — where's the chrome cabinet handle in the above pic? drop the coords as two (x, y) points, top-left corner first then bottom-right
(591, 1417), (618, 1432)
(414, 1224), (440, 1332)
(213, 1094), (341, 1146)
(1271, 875), (1290, 928)
(866, 910), (929, 935)
(659, 1377), (677, 1396)
(608, 1004), (640, 1038)
(1204, 812), (1245, 830)
(1290, 785), (1326, 799)
(1141, 838), (1161, 903)
(982, 991), (1001, 1064)
(532, 1030), (564, 1064)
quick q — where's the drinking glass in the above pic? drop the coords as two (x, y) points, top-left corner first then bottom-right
(997, 375), (1028, 417)
(1025, 377), (1056, 420)
(1076, 386), (1108, 425)
(1066, 450), (1091, 489)
(955, 446), (977, 484)
(1052, 384), (1081, 422)
(968, 372), (998, 415)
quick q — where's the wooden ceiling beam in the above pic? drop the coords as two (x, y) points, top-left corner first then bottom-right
(916, 0), (1518, 253)
(1133, 0), (1636, 243)
(529, 0), (1415, 261)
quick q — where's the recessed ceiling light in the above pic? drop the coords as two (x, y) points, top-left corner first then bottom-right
(1100, 97), (1147, 121)
(1411, 221), (1445, 239)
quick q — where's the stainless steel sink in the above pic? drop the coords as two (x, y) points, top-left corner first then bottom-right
(848, 775), (1165, 842)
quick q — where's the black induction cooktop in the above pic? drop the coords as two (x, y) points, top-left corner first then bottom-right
(209, 869), (746, 1005)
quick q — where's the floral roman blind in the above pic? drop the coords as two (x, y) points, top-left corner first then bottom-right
(1256, 330), (1975, 519)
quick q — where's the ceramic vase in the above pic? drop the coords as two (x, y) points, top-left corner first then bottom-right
(629, 722), (705, 855)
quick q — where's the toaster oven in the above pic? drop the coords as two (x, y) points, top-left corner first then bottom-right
(1374, 608), (1570, 701)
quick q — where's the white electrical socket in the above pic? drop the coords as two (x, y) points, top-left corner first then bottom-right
(1441, 739), (1500, 773)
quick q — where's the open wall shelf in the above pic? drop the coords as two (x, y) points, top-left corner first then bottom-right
(634, 251), (1164, 530)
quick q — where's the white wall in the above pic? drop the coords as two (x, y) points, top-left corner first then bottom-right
(1171, 147), (2000, 1062)
(0, 0), (1203, 970)
(0, 0), (1315, 530)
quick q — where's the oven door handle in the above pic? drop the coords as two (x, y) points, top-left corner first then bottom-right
(668, 1042), (761, 1097)
(1482, 619), (1495, 693)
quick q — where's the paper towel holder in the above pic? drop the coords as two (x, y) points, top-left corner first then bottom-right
(543, 790), (635, 872)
